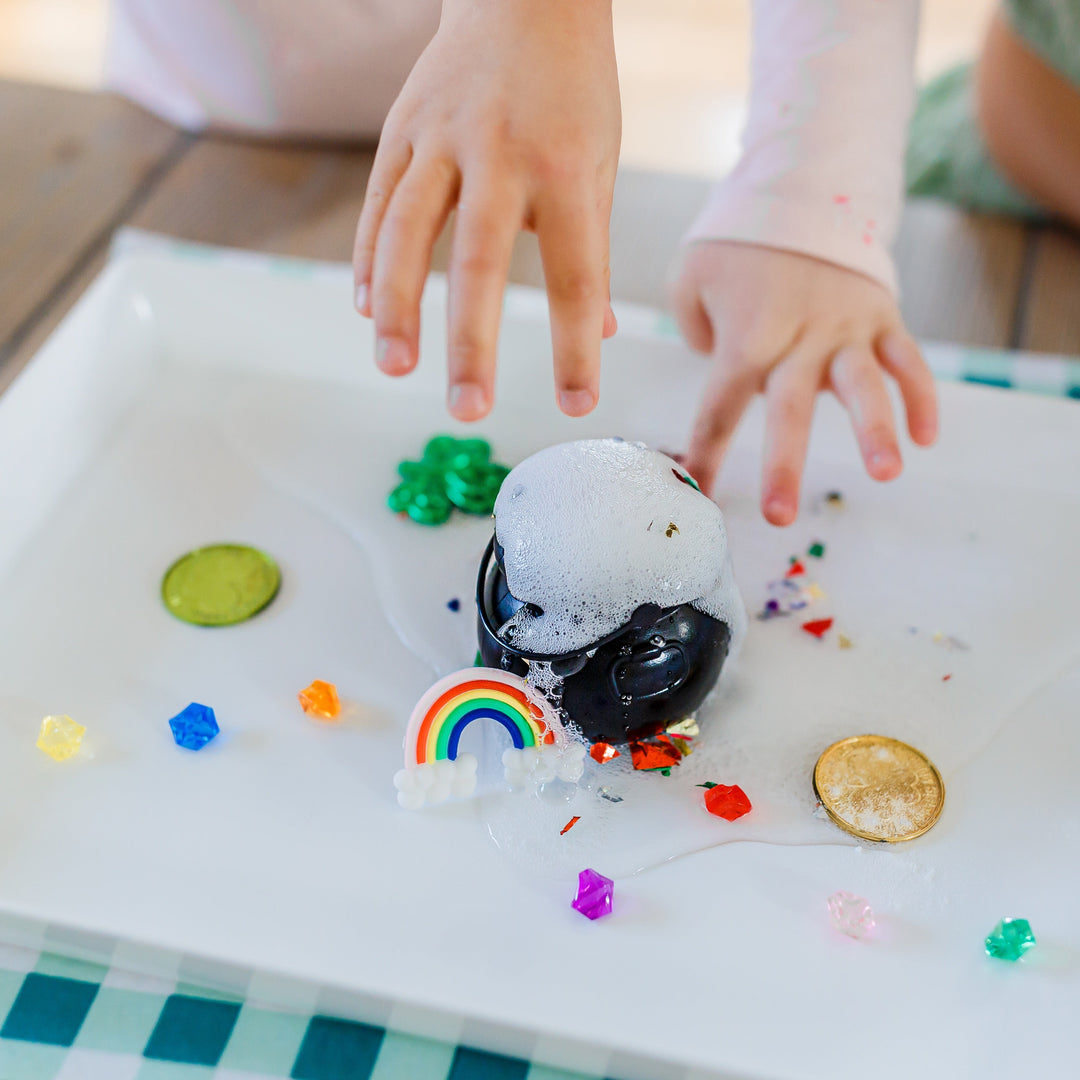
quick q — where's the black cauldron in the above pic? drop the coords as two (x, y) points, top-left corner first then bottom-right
(475, 536), (731, 744)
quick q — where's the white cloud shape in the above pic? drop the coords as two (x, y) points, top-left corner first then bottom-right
(393, 754), (478, 810)
(503, 741), (586, 788)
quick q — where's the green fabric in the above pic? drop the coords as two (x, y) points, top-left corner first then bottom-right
(1003, 0), (1080, 85)
(905, 64), (1047, 219)
(906, 0), (1080, 218)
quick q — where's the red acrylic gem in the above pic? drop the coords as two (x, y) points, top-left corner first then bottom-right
(630, 739), (681, 772)
(590, 742), (621, 764)
(704, 784), (752, 821)
(786, 560), (806, 577)
(802, 618), (834, 639)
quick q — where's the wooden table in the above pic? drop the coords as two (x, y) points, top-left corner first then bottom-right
(3, 78), (1080, 397)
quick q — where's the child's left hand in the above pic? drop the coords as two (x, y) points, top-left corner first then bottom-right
(670, 241), (938, 526)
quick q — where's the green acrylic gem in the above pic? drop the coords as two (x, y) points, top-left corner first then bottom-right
(984, 918), (1036, 961)
(162, 544), (281, 626)
(808, 541), (825, 558)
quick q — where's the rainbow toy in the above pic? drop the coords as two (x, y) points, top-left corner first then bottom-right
(394, 668), (585, 809)
(406, 668), (553, 768)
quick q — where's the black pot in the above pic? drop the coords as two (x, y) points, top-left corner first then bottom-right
(475, 535), (731, 744)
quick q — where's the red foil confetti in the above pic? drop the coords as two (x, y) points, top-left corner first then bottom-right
(704, 784), (753, 821)
(560, 816), (581, 835)
(802, 618), (834, 639)
(590, 742), (621, 764)
(630, 739), (682, 772)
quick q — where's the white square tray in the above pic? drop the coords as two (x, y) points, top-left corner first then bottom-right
(0, 239), (1077, 1080)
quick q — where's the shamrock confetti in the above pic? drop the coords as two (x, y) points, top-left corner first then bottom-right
(388, 435), (510, 525)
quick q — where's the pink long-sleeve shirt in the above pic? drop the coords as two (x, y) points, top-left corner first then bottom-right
(106, 0), (918, 294)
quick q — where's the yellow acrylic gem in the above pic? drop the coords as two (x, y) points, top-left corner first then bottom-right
(298, 680), (342, 721)
(162, 544), (281, 627)
(37, 715), (86, 761)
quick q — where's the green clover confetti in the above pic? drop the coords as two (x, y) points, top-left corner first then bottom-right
(388, 435), (511, 525)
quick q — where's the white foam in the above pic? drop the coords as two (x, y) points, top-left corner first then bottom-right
(493, 439), (747, 657)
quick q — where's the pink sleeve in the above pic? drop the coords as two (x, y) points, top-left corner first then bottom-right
(684, 0), (920, 295)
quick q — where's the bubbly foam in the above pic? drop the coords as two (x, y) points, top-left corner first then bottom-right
(493, 439), (747, 657)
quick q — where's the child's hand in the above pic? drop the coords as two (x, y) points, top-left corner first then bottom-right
(670, 241), (938, 526)
(353, 0), (620, 421)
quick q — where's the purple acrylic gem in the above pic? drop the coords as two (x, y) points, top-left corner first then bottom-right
(572, 868), (614, 920)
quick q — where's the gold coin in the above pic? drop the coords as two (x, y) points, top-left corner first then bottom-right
(162, 543), (281, 627)
(813, 734), (944, 842)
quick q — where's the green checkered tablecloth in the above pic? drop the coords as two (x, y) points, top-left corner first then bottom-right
(0, 944), (601, 1080)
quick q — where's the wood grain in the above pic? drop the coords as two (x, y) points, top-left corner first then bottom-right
(1015, 226), (1080, 355)
(894, 199), (1029, 347)
(130, 138), (376, 262)
(0, 80), (180, 356)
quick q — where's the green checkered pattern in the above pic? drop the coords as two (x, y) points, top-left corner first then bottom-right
(0, 944), (606, 1080)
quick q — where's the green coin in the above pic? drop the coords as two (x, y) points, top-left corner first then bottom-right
(162, 543), (281, 626)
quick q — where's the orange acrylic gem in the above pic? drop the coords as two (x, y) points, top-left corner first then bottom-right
(590, 742), (620, 764)
(298, 680), (341, 721)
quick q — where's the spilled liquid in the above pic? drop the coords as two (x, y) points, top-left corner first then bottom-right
(206, 369), (1080, 885)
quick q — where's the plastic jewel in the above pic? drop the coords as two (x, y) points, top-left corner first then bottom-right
(827, 891), (875, 939)
(36, 715), (85, 762)
(590, 742), (620, 764)
(825, 491), (844, 505)
(838, 633), (853, 649)
(389, 435), (510, 525)
(666, 716), (700, 738)
(168, 703), (220, 751)
(597, 787), (623, 803)
(786, 560), (806, 577)
(561, 816), (581, 835)
(808, 541), (825, 558)
(572, 868), (614, 920)
(704, 783), (752, 821)
(802, 618), (834, 639)
(985, 918), (1036, 961)
(298, 680), (341, 721)
(447, 598), (461, 612)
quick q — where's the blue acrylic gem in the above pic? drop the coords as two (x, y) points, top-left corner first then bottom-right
(168, 703), (219, 751)
(447, 598), (461, 612)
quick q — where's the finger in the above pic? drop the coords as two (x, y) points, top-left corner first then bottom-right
(445, 175), (525, 421)
(683, 363), (760, 496)
(761, 355), (821, 526)
(675, 291), (714, 356)
(829, 346), (903, 481)
(602, 265), (617, 339)
(669, 254), (714, 355)
(535, 195), (610, 416)
(371, 154), (458, 376)
(353, 133), (413, 317)
(876, 330), (938, 446)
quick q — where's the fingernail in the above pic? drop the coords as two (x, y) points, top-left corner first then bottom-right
(871, 449), (901, 476)
(355, 283), (369, 314)
(376, 336), (411, 374)
(558, 389), (596, 416)
(449, 382), (487, 418)
(765, 497), (793, 524)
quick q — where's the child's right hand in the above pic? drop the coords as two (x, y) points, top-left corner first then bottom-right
(353, 0), (620, 421)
